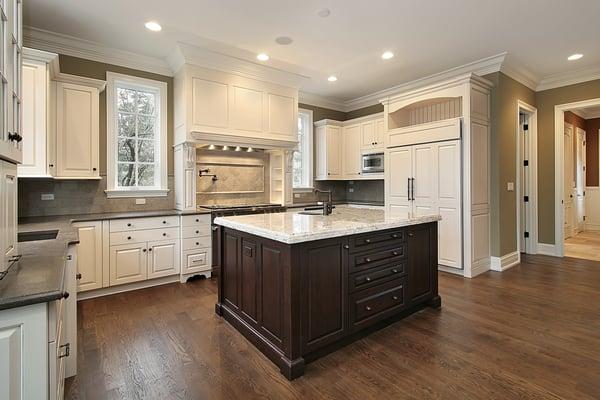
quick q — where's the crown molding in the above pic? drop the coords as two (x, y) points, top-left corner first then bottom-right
(500, 60), (539, 91)
(169, 42), (310, 89)
(298, 91), (347, 112)
(23, 26), (173, 77)
(536, 64), (600, 92)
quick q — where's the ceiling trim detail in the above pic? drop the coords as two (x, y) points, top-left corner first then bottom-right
(536, 64), (600, 92)
(298, 91), (347, 111)
(23, 26), (173, 76)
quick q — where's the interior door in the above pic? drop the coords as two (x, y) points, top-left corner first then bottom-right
(412, 143), (436, 216)
(148, 239), (179, 279)
(564, 124), (574, 239)
(387, 147), (413, 217)
(575, 128), (586, 233)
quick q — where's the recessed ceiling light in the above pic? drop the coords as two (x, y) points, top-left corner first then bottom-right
(328, 75), (338, 82)
(144, 21), (162, 32)
(275, 36), (293, 45)
(257, 53), (269, 61)
(381, 51), (394, 60)
(318, 8), (331, 18)
(568, 53), (583, 61)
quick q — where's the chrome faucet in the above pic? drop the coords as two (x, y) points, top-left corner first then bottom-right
(314, 188), (333, 215)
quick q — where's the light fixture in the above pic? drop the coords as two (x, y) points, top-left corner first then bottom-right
(328, 75), (338, 82)
(567, 53), (583, 61)
(144, 21), (162, 32)
(318, 8), (331, 18)
(381, 51), (394, 60)
(208, 144), (216, 150)
(275, 36), (293, 45)
(257, 53), (270, 61)
(247, 147), (254, 152)
(235, 146), (242, 152)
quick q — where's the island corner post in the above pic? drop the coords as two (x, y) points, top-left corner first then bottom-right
(215, 221), (440, 380)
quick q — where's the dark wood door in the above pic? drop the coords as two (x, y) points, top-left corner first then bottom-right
(300, 237), (348, 354)
(406, 223), (434, 304)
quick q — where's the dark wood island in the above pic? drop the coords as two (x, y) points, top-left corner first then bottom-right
(214, 205), (441, 379)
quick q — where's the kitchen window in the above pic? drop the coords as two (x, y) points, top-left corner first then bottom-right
(293, 109), (313, 190)
(105, 72), (168, 198)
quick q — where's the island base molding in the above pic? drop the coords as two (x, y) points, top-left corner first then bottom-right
(215, 222), (440, 379)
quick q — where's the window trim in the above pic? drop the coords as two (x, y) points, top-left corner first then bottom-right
(294, 108), (314, 191)
(105, 72), (168, 198)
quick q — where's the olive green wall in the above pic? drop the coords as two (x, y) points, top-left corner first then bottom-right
(298, 103), (346, 122)
(58, 55), (175, 175)
(346, 103), (384, 120)
(535, 78), (600, 244)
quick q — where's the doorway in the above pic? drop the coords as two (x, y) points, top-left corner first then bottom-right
(517, 101), (538, 255)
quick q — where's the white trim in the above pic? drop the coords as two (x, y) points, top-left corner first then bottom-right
(537, 243), (558, 257)
(53, 72), (107, 92)
(500, 59), (539, 91)
(437, 265), (465, 277)
(490, 251), (520, 272)
(77, 274), (181, 300)
(299, 91), (347, 112)
(24, 26), (172, 76)
(554, 98), (600, 257)
(295, 108), (314, 190)
(516, 101), (539, 255)
(537, 64), (600, 92)
(466, 259), (491, 278)
(106, 72), (169, 196)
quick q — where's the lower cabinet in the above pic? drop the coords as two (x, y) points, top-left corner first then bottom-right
(406, 223), (436, 304)
(148, 239), (180, 279)
(72, 221), (103, 292)
(109, 242), (148, 286)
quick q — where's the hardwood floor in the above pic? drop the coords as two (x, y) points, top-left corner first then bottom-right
(565, 230), (600, 261)
(65, 255), (600, 400)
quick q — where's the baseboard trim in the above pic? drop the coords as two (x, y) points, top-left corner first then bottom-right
(438, 265), (464, 276)
(537, 243), (558, 257)
(490, 251), (521, 272)
(465, 258), (491, 278)
(584, 223), (600, 232)
(78, 275), (181, 300)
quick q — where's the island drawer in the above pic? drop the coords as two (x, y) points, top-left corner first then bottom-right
(349, 262), (406, 293)
(349, 243), (406, 273)
(349, 278), (406, 331)
(350, 229), (405, 253)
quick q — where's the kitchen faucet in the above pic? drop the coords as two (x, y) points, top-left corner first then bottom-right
(313, 188), (333, 215)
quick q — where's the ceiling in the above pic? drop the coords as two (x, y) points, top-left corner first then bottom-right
(23, 0), (600, 103)
(571, 105), (600, 120)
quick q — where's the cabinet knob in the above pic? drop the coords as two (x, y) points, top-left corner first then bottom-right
(143, 248), (147, 252)
(365, 306), (372, 311)
(93, 167), (97, 171)
(365, 276), (371, 282)
(392, 233), (398, 238)
(127, 236), (132, 240)
(76, 273), (82, 280)
(196, 242), (200, 245)
(391, 268), (399, 274)
(343, 244), (349, 249)
(195, 219), (199, 222)
(162, 220), (167, 224)
(196, 230), (199, 234)
(408, 233), (414, 237)
(328, 172), (331, 176)
(148, 248), (153, 252)
(392, 251), (399, 256)
(365, 239), (371, 244)
(365, 258), (372, 263)
(162, 233), (167, 236)
(49, 164), (54, 167)
(392, 296), (399, 301)
(127, 223), (132, 227)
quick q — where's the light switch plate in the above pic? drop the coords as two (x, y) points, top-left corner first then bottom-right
(41, 193), (54, 201)
(507, 182), (514, 191)
(135, 198), (146, 205)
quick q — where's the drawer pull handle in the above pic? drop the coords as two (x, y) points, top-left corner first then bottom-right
(127, 236), (132, 240)
(392, 296), (399, 301)
(364, 276), (371, 282)
(365, 258), (372, 263)
(365, 306), (372, 311)
(163, 233), (167, 236)
(392, 251), (399, 256)
(59, 343), (70, 358)
(365, 239), (371, 244)
(391, 268), (399, 274)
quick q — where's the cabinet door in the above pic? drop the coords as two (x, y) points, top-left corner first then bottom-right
(343, 124), (361, 178)
(407, 224), (434, 304)
(315, 126), (328, 180)
(55, 82), (99, 178)
(387, 147), (412, 217)
(109, 243), (147, 286)
(412, 143), (436, 216)
(360, 120), (375, 149)
(326, 125), (342, 178)
(18, 59), (47, 177)
(374, 118), (385, 149)
(2, 161), (17, 265)
(74, 221), (103, 292)
(148, 239), (179, 279)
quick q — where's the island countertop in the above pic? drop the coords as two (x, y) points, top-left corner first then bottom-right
(214, 205), (441, 244)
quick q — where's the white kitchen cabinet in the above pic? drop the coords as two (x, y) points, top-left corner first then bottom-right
(315, 121), (342, 180)
(73, 221), (103, 292)
(109, 242), (148, 286)
(180, 214), (212, 280)
(1, 161), (17, 268)
(55, 81), (100, 179)
(148, 239), (180, 279)
(342, 124), (362, 179)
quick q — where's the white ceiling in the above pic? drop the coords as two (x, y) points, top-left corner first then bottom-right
(572, 105), (600, 120)
(24, 0), (600, 103)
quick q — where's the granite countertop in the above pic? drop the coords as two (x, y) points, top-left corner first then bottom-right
(214, 204), (441, 244)
(287, 201), (385, 209)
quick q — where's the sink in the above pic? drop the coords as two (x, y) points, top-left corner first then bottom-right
(17, 229), (59, 242)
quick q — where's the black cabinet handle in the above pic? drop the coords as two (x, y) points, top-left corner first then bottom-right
(49, 164), (54, 167)
(127, 236), (132, 240)
(162, 233), (167, 236)
(196, 242), (200, 246)
(92, 167), (97, 171)
(59, 343), (70, 358)
(195, 218), (199, 222)
(162, 221), (167, 224)
(148, 248), (153, 252)
(127, 223), (132, 227)
(143, 248), (147, 252)
(62, 291), (70, 299)
(195, 230), (199, 234)
(76, 273), (82, 280)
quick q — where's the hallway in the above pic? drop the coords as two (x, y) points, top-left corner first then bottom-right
(565, 230), (600, 261)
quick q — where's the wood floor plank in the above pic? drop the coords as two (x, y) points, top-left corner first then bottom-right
(65, 254), (600, 400)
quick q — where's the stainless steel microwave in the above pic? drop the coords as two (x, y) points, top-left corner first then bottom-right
(361, 153), (384, 173)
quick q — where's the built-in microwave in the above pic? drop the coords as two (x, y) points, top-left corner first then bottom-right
(361, 153), (384, 173)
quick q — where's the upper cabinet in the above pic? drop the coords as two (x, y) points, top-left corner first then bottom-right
(0, 0), (23, 164)
(18, 48), (105, 179)
(315, 121), (342, 180)
(174, 64), (298, 148)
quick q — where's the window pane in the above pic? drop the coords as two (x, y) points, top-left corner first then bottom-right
(137, 139), (154, 163)
(137, 91), (156, 115)
(118, 138), (136, 162)
(118, 163), (136, 186)
(117, 88), (136, 112)
(137, 115), (156, 138)
(118, 112), (135, 137)
(137, 164), (155, 187)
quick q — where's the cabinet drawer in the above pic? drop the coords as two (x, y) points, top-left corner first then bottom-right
(182, 225), (211, 238)
(182, 214), (211, 227)
(182, 248), (212, 274)
(109, 216), (180, 232)
(349, 244), (406, 273)
(183, 236), (212, 251)
(349, 262), (406, 293)
(350, 229), (405, 253)
(110, 227), (179, 246)
(349, 278), (406, 332)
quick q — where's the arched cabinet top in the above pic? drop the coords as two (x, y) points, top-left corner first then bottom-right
(387, 96), (462, 130)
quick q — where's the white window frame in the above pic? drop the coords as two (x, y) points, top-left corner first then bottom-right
(294, 108), (314, 191)
(105, 72), (168, 198)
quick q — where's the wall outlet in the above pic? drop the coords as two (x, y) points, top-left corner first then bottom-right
(135, 198), (146, 205)
(41, 193), (54, 201)
(507, 182), (514, 192)
(294, 193), (300, 198)
(348, 188), (354, 193)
